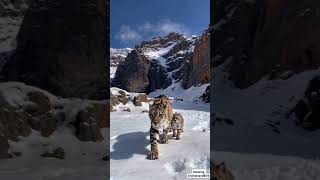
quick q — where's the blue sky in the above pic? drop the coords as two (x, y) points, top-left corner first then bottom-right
(110, 0), (210, 48)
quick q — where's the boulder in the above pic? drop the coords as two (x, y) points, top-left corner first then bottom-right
(0, 108), (31, 141)
(41, 147), (65, 160)
(133, 94), (148, 106)
(74, 109), (104, 142)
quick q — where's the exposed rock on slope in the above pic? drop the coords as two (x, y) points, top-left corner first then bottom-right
(110, 48), (132, 80)
(0, 82), (108, 159)
(112, 31), (210, 93)
(186, 30), (210, 88)
(212, 0), (320, 88)
(1, 0), (107, 99)
(112, 50), (150, 92)
(291, 76), (320, 130)
(0, 0), (30, 53)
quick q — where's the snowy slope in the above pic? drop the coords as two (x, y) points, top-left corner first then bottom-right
(0, 128), (108, 180)
(0, 82), (108, 180)
(212, 60), (320, 179)
(110, 86), (210, 180)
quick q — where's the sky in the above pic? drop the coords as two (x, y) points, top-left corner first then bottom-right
(110, 0), (210, 48)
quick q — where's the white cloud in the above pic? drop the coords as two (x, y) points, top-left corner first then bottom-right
(116, 25), (142, 44)
(139, 19), (190, 36)
(116, 19), (190, 46)
(155, 20), (190, 35)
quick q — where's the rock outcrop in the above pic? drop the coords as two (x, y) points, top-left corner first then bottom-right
(112, 50), (150, 92)
(291, 76), (320, 130)
(212, 0), (320, 88)
(185, 31), (210, 88)
(0, 82), (108, 158)
(1, 0), (107, 99)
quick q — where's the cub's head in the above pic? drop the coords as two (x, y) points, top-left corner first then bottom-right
(211, 162), (229, 180)
(172, 112), (182, 125)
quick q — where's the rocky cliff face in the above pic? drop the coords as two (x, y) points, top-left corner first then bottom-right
(212, 0), (320, 88)
(0, 0), (30, 53)
(1, 0), (107, 100)
(112, 50), (151, 92)
(112, 31), (210, 93)
(110, 48), (132, 80)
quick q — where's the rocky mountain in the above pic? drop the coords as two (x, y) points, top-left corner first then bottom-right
(1, 0), (107, 100)
(112, 31), (210, 94)
(211, 0), (320, 130)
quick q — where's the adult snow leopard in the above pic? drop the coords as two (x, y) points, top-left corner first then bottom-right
(148, 95), (173, 160)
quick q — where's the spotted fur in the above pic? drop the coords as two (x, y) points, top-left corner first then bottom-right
(148, 96), (173, 160)
(171, 112), (184, 140)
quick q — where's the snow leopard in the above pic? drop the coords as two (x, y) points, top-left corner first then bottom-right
(148, 95), (173, 160)
(171, 112), (184, 140)
(211, 162), (235, 180)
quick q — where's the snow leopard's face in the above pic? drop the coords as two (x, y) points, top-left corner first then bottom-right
(149, 110), (165, 128)
(149, 97), (171, 129)
(172, 113), (182, 127)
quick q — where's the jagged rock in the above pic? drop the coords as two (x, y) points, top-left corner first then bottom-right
(24, 91), (51, 116)
(123, 108), (131, 112)
(0, 108), (31, 141)
(1, 0), (107, 99)
(110, 90), (129, 107)
(74, 109), (104, 142)
(201, 86), (210, 103)
(133, 94), (148, 106)
(291, 76), (320, 130)
(212, 0), (320, 88)
(41, 147), (65, 160)
(185, 31), (210, 88)
(0, 0), (30, 17)
(148, 62), (170, 92)
(27, 112), (57, 137)
(112, 50), (150, 92)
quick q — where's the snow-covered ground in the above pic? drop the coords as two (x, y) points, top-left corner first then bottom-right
(0, 82), (109, 180)
(212, 60), (320, 179)
(0, 128), (109, 180)
(110, 85), (210, 180)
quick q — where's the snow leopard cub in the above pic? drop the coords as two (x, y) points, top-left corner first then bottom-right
(171, 112), (184, 140)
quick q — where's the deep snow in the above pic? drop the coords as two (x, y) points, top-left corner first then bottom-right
(110, 85), (210, 180)
(212, 60), (320, 180)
